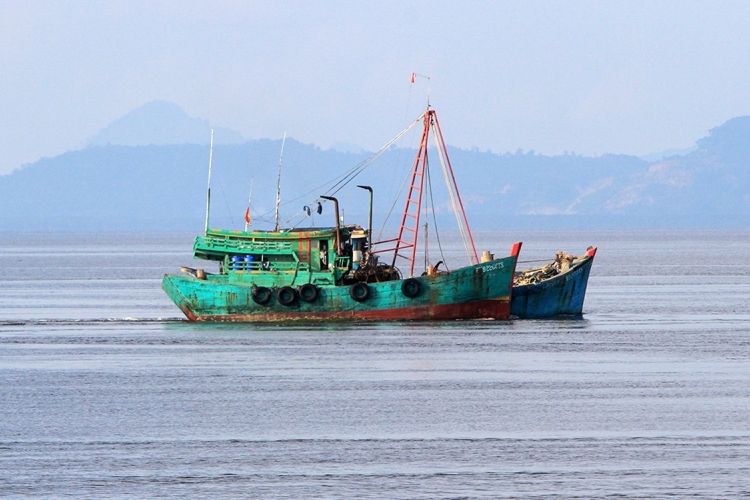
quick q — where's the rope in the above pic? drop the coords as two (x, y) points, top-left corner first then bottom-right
(251, 113), (425, 224)
(425, 153), (449, 271)
(326, 113), (424, 197)
(431, 124), (472, 266)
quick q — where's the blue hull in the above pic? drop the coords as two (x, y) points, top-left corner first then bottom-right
(511, 254), (595, 318)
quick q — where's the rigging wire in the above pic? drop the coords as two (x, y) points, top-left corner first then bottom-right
(423, 154), (429, 272)
(325, 114), (424, 197)
(250, 114), (425, 224)
(431, 123), (473, 266)
(425, 151), (449, 272)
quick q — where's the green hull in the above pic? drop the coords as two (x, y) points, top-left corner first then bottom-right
(162, 256), (517, 322)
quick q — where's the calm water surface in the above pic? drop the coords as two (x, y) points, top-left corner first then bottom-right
(1, 230), (749, 498)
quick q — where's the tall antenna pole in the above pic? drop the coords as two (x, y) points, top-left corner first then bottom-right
(243, 178), (254, 232)
(273, 131), (287, 231)
(410, 72), (432, 108)
(203, 129), (214, 233)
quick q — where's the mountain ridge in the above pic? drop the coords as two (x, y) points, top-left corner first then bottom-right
(1, 107), (748, 231)
(87, 100), (245, 147)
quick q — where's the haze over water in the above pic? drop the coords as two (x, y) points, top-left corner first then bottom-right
(1, 230), (749, 497)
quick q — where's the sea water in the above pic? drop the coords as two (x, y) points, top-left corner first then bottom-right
(1, 230), (749, 498)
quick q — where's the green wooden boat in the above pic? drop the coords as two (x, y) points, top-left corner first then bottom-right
(162, 227), (520, 322)
(162, 107), (521, 322)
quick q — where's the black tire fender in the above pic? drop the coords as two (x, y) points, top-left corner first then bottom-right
(349, 282), (370, 302)
(299, 283), (319, 303)
(401, 277), (421, 298)
(277, 286), (298, 306)
(252, 286), (272, 305)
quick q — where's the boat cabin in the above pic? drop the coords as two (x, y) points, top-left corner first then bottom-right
(192, 226), (368, 287)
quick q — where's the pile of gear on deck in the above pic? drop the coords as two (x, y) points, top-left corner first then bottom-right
(513, 251), (578, 286)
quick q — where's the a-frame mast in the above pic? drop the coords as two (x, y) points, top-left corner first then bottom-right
(432, 110), (479, 265)
(391, 111), (431, 276)
(391, 108), (479, 276)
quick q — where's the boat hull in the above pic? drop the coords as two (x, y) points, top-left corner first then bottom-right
(163, 256), (516, 322)
(511, 254), (595, 318)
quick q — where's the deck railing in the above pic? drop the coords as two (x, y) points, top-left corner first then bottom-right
(197, 235), (293, 254)
(223, 255), (308, 273)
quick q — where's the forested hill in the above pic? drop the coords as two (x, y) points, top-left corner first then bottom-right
(2, 115), (749, 231)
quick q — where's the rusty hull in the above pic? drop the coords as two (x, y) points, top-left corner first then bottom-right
(162, 255), (517, 322)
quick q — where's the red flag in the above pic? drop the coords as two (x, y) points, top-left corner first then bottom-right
(244, 207), (251, 224)
(410, 72), (416, 84)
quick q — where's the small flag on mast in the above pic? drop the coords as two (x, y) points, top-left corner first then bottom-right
(244, 207), (251, 225)
(410, 72), (416, 84)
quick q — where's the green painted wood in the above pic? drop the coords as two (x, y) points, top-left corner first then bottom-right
(194, 226), (353, 261)
(162, 256), (516, 321)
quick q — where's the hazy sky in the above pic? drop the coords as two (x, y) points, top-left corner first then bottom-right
(2, 0), (750, 174)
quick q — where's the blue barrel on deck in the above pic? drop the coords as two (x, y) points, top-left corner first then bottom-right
(230, 255), (243, 270)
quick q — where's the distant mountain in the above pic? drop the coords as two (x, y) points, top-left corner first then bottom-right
(328, 142), (366, 154)
(87, 100), (244, 147)
(1, 114), (749, 231)
(639, 146), (696, 162)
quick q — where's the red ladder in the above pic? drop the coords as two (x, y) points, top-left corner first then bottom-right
(391, 108), (479, 277)
(391, 112), (430, 276)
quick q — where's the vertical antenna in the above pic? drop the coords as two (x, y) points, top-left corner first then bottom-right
(243, 178), (254, 232)
(273, 131), (287, 231)
(203, 129), (214, 233)
(411, 72), (432, 108)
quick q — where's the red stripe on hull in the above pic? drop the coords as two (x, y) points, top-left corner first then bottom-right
(186, 298), (511, 322)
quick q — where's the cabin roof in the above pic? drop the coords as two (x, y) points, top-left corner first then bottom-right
(206, 224), (361, 240)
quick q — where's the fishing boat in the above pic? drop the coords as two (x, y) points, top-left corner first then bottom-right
(511, 247), (597, 318)
(162, 107), (522, 322)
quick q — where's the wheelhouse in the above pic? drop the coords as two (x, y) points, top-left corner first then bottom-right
(192, 225), (367, 287)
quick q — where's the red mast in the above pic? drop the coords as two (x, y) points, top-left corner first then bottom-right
(391, 108), (478, 276)
(391, 111), (430, 276)
(431, 110), (479, 265)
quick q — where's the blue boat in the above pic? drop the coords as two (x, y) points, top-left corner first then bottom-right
(511, 247), (597, 318)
